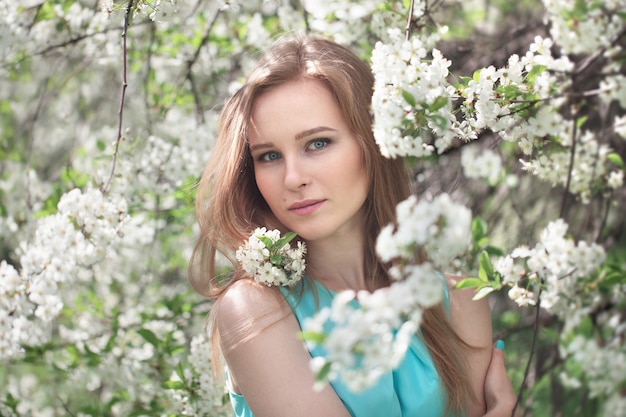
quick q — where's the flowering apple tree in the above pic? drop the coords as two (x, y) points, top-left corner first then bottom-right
(0, 0), (624, 416)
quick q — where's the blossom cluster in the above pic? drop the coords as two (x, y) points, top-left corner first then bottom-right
(562, 334), (626, 397)
(560, 333), (626, 417)
(461, 146), (503, 186)
(166, 333), (230, 416)
(495, 219), (606, 313)
(0, 188), (128, 359)
(304, 278), (427, 391)
(236, 228), (306, 287)
(371, 27), (462, 157)
(457, 36), (573, 135)
(451, 34), (623, 203)
(490, 218), (625, 411)
(543, 0), (626, 55)
(376, 194), (473, 269)
(302, 194), (471, 390)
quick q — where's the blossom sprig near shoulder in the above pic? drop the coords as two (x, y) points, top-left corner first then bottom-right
(236, 228), (306, 287)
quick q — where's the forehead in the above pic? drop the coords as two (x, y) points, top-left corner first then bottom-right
(247, 78), (347, 143)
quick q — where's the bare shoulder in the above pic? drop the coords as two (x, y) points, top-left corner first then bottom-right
(214, 279), (351, 417)
(215, 278), (291, 344)
(217, 278), (287, 317)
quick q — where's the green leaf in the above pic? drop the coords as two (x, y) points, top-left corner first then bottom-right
(2, 393), (18, 411)
(484, 245), (505, 257)
(128, 408), (153, 417)
(607, 152), (624, 169)
(402, 89), (416, 107)
(315, 361), (333, 384)
(600, 270), (626, 288)
(499, 84), (523, 100)
(478, 251), (494, 281)
(175, 362), (186, 384)
(472, 69), (481, 83)
(473, 286), (496, 300)
(137, 328), (161, 348)
(429, 114), (448, 130)
(35, 2), (57, 23)
(453, 277), (484, 289)
(103, 333), (117, 354)
(167, 345), (186, 356)
(275, 231), (297, 249)
(256, 235), (273, 248)
(269, 254), (283, 265)
(429, 96), (448, 112)
(477, 236), (490, 248)
(471, 217), (487, 244)
(65, 344), (81, 366)
(162, 380), (186, 390)
(527, 65), (547, 83)
(298, 331), (326, 345)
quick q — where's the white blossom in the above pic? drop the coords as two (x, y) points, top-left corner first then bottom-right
(236, 228), (306, 287)
(461, 145), (503, 185)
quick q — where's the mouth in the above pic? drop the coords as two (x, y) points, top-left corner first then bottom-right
(288, 199), (325, 216)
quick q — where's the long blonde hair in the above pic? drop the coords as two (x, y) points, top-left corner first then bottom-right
(189, 35), (473, 414)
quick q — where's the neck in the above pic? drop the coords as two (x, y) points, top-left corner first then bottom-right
(305, 229), (373, 293)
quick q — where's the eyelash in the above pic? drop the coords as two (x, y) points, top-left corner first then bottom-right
(256, 138), (331, 162)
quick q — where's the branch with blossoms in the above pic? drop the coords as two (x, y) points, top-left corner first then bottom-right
(301, 194), (472, 390)
(365, 0), (626, 413)
(102, 0), (134, 194)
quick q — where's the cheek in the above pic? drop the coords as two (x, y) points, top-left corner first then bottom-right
(343, 152), (368, 190)
(253, 169), (279, 207)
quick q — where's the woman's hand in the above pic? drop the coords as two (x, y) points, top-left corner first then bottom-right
(483, 342), (520, 417)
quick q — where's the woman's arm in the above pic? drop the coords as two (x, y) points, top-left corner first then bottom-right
(445, 274), (493, 417)
(216, 279), (351, 417)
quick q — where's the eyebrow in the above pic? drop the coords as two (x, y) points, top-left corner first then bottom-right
(249, 126), (338, 152)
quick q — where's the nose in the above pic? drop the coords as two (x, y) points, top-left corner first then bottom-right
(283, 157), (310, 190)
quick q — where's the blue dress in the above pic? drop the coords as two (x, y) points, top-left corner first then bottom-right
(227, 276), (454, 417)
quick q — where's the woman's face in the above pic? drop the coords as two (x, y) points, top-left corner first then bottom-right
(247, 78), (369, 243)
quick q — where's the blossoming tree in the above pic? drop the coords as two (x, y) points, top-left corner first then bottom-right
(0, 0), (624, 416)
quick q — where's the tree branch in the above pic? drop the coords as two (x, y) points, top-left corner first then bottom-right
(559, 106), (579, 218)
(101, 0), (134, 194)
(512, 287), (542, 417)
(406, 0), (416, 41)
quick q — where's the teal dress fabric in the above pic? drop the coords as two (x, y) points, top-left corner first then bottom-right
(227, 276), (454, 417)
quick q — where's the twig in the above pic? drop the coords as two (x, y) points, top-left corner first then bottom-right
(25, 77), (50, 210)
(512, 287), (542, 417)
(301, 0), (310, 33)
(56, 395), (77, 417)
(596, 190), (613, 242)
(182, 6), (222, 124)
(559, 107), (579, 218)
(406, 0), (416, 41)
(143, 22), (156, 132)
(101, 0), (134, 194)
(497, 86), (612, 106)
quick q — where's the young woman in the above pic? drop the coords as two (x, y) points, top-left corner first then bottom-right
(190, 35), (518, 417)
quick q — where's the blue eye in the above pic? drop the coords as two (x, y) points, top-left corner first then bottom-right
(308, 139), (329, 150)
(260, 151), (280, 162)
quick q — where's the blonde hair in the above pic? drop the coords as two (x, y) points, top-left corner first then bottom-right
(189, 35), (473, 414)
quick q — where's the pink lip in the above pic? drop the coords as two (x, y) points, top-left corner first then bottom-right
(288, 199), (325, 216)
